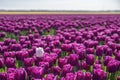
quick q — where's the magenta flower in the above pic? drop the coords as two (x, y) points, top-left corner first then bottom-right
(115, 52), (120, 61)
(94, 64), (103, 69)
(84, 72), (92, 80)
(24, 58), (34, 67)
(15, 68), (28, 80)
(58, 58), (68, 68)
(107, 60), (120, 73)
(62, 64), (73, 76)
(0, 58), (4, 68)
(45, 73), (58, 80)
(0, 72), (7, 80)
(93, 69), (107, 80)
(32, 66), (44, 79)
(52, 66), (61, 75)
(5, 57), (16, 68)
(82, 61), (90, 70)
(65, 73), (76, 80)
(77, 49), (85, 60)
(86, 54), (95, 65)
(76, 70), (84, 80)
(68, 54), (79, 66)
(96, 45), (104, 56)
(7, 72), (16, 80)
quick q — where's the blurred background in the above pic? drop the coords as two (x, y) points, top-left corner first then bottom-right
(0, 0), (120, 11)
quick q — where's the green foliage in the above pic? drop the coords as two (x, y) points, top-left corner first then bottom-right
(43, 28), (56, 35)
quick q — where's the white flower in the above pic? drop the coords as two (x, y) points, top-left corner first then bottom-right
(36, 47), (44, 57)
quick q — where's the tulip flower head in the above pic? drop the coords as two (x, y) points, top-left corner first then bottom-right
(36, 47), (44, 58)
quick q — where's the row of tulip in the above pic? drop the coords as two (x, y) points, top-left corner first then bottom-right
(0, 15), (120, 80)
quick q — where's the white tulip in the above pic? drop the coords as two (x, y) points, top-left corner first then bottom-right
(36, 47), (44, 57)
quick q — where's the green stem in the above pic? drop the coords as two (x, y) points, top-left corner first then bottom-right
(110, 73), (116, 80)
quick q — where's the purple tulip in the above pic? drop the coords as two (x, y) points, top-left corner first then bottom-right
(115, 52), (120, 61)
(25, 67), (33, 75)
(7, 72), (16, 80)
(16, 50), (29, 61)
(5, 57), (16, 68)
(68, 54), (79, 66)
(32, 78), (45, 80)
(45, 73), (58, 80)
(107, 42), (116, 51)
(0, 58), (4, 68)
(24, 58), (34, 67)
(39, 61), (49, 73)
(10, 44), (22, 51)
(60, 77), (65, 80)
(0, 72), (7, 80)
(52, 66), (61, 75)
(52, 48), (62, 57)
(4, 51), (16, 58)
(15, 68), (28, 80)
(29, 34), (34, 40)
(105, 48), (113, 56)
(94, 64), (103, 69)
(104, 56), (114, 66)
(82, 61), (90, 70)
(62, 64), (73, 76)
(107, 60), (120, 73)
(4, 38), (11, 45)
(77, 49), (85, 60)
(96, 45), (104, 56)
(32, 66), (44, 78)
(61, 44), (72, 52)
(86, 54), (95, 65)
(84, 72), (92, 80)
(43, 55), (54, 67)
(93, 69), (107, 80)
(76, 36), (82, 43)
(7, 68), (16, 73)
(86, 48), (94, 54)
(0, 32), (6, 38)
(58, 58), (68, 68)
(11, 39), (16, 44)
(76, 70), (84, 80)
(65, 72), (76, 80)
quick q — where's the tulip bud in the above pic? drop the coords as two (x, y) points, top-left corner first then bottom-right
(65, 72), (76, 80)
(0, 72), (7, 80)
(52, 66), (61, 75)
(82, 61), (90, 70)
(76, 70), (84, 80)
(104, 56), (114, 66)
(24, 58), (34, 67)
(0, 58), (4, 68)
(93, 69), (107, 80)
(32, 66), (44, 78)
(62, 64), (73, 76)
(96, 46), (104, 56)
(68, 54), (79, 66)
(84, 72), (92, 80)
(5, 57), (15, 68)
(58, 58), (68, 68)
(15, 68), (28, 80)
(86, 54), (95, 65)
(115, 52), (120, 61)
(45, 73), (58, 80)
(107, 60), (120, 73)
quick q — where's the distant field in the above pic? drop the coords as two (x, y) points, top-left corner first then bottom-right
(0, 11), (120, 14)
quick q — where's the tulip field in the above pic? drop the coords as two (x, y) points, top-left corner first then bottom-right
(0, 14), (120, 80)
